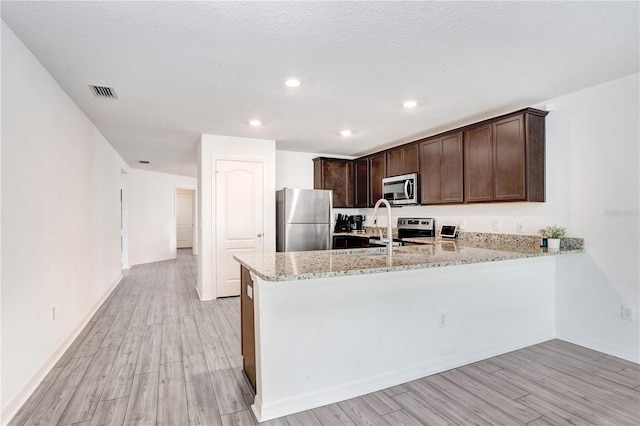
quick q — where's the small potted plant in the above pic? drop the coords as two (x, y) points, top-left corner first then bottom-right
(539, 225), (567, 251)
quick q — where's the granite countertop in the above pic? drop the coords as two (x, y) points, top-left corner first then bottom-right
(234, 234), (584, 282)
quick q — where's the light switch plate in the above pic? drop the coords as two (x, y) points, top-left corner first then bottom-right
(247, 285), (253, 300)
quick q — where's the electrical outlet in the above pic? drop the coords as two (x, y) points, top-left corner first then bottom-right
(621, 305), (634, 321)
(438, 313), (447, 328)
(459, 220), (466, 230)
(52, 306), (56, 321)
(492, 220), (501, 231)
(516, 220), (525, 234)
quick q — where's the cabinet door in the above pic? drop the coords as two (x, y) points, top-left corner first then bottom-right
(402, 144), (419, 174)
(419, 139), (441, 204)
(419, 134), (462, 205)
(386, 149), (403, 177)
(386, 145), (419, 177)
(313, 158), (352, 207)
(369, 153), (386, 205)
(464, 125), (493, 202)
(440, 133), (463, 203)
(241, 266), (256, 392)
(494, 115), (525, 200)
(354, 158), (369, 208)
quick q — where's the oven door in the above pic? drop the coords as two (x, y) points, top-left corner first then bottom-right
(382, 173), (418, 205)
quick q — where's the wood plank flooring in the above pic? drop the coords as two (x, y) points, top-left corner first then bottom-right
(10, 249), (640, 425)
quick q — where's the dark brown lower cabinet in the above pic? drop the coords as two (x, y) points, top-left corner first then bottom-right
(332, 235), (370, 249)
(240, 266), (256, 392)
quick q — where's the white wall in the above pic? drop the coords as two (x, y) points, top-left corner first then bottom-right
(276, 151), (354, 190)
(253, 257), (556, 421)
(198, 134), (276, 300)
(277, 74), (640, 362)
(1, 21), (128, 420)
(127, 169), (196, 266)
(552, 74), (639, 361)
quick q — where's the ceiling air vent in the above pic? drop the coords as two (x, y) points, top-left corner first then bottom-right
(89, 85), (117, 99)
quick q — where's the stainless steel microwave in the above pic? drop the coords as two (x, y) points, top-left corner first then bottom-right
(382, 173), (419, 205)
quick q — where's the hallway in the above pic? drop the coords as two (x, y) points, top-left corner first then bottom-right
(11, 249), (258, 426)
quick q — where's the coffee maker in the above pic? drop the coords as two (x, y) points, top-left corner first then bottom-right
(350, 215), (366, 233)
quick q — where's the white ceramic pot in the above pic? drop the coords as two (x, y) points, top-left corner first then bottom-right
(547, 238), (561, 251)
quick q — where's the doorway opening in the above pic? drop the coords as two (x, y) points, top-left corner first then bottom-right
(176, 188), (196, 255)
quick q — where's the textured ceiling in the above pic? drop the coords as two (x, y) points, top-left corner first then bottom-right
(2, 1), (638, 177)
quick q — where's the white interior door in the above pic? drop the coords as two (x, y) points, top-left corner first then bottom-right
(215, 160), (264, 297)
(176, 189), (194, 248)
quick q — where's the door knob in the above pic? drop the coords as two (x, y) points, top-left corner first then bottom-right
(257, 233), (263, 237)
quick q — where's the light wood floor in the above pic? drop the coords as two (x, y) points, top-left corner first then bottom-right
(10, 249), (640, 425)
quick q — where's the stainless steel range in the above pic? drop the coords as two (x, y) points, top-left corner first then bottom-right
(397, 217), (436, 239)
(369, 217), (436, 247)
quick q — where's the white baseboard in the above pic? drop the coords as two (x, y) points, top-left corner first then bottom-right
(253, 329), (555, 422)
(1, 274), (124, 425)
(556, 329), (640, 364)
(195, 285), (215, 301)
(128, 255), (176, 267)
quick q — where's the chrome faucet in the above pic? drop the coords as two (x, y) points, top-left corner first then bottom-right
(372, 198), (393, 259)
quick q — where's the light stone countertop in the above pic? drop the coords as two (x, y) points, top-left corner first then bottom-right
(234, 239), (584, 282)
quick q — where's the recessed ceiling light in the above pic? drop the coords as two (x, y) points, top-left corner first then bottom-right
(403, 100), (418, 108)
(139, 160), (150, 164)
(249, 119), (262, 126)
(284, 79), (301, 88)
(340, 130), (352, 137)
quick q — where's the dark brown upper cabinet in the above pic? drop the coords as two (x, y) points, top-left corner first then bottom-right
(464, 124), (494, 202)
(353, 158), (369, 208)
(369, 153), (386, 205)
(315, 107), (547, 208)
(313, 157), (353, 207)
(386, 144), (419, 177)
(419, 132), (463, 204)
(463, 109), (547, 203)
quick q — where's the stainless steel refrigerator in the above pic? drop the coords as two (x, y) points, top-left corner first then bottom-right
(276, 188), (332, 252)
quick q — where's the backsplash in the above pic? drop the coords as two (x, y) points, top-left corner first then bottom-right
(357, 226), (584, 251)
(457, 231), (584, 251)
(354, 203), (568, 236)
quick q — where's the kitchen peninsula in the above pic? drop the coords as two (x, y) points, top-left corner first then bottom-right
(234, 235), (583, 422)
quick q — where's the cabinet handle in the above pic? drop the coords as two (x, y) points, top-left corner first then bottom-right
(257, 233), (263, 237)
